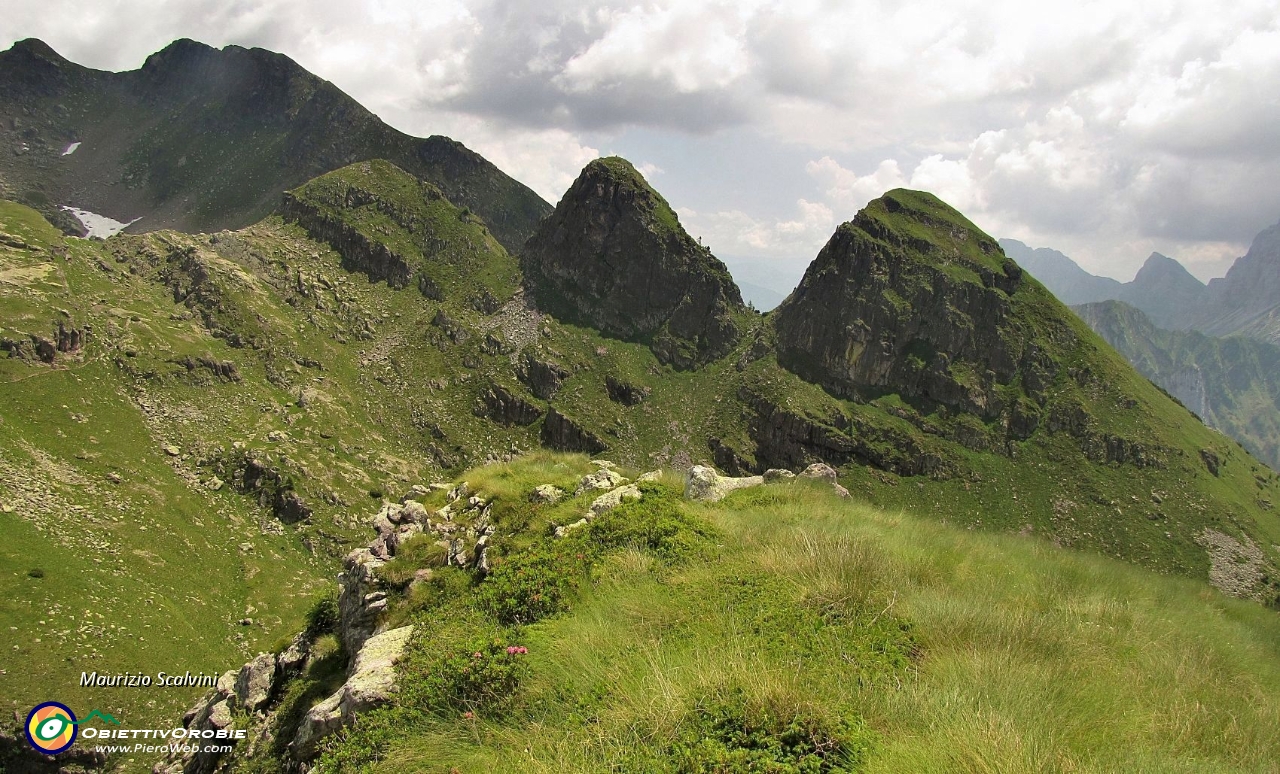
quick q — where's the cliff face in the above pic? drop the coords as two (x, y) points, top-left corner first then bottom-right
(521, 157), (744, 369)
(773, 189), (1065, 434)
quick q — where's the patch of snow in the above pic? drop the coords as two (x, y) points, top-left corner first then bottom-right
(61, 142), (81, 156)
(60, 206), (141, 239)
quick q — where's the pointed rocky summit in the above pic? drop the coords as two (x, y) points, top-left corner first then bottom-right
(773, 189), (1067, 433)
(521, 157), (744, 368)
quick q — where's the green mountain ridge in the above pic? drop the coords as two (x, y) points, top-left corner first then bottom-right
(2, 157), (1280, 770)
(0, 37), (551, 251)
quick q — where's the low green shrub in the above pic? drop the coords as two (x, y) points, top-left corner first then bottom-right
(314, 706), (407, 772)
(665, 689), (873, 773)
(572, 483), (718, 562)
(474, 548), (587, 625)
(399, 620), (531, 717)
(304, 588), (340, 638)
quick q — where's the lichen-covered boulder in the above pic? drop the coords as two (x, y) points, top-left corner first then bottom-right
(684, 465), (763, 502)
(291, 625), (415, 759)
(234, 652), (277, 714)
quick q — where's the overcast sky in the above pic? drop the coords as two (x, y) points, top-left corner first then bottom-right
(5, 0), (1280, 283)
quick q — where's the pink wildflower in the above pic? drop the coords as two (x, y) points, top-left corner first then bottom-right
(463, 711), (474, 720)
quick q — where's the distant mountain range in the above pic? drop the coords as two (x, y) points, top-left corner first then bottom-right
(1074, 300), (1280, 470)
(1001, 224), (1280, 346)
(1004, 227), (1280, 470)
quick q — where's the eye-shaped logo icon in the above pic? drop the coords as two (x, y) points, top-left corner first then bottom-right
(25, 702), (77, 755)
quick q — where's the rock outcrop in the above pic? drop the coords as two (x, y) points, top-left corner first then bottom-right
(478, 382), (544, 426)
(291, 625), (415, 759)
(522, 157), (744, 369)
(684, 465), (763, 502)
(154, 649), (294, 774)
(553, 465), (646, 536)
(282, 185), (415, 289)
(605, 375), (650, 405)
(542, 407), (608, 454)
(517, 354), (569, 400)
(684, 463), (848, 502)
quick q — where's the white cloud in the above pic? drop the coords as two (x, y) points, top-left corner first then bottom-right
(679, 196), (836, 260)
(636, 161), (664, 178)
(557, 3), (753, 94)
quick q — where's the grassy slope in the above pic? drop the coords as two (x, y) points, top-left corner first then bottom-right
(0, 201), (335, 733)
(282, 455), (1280, 773)
(0, 195), (512, 732)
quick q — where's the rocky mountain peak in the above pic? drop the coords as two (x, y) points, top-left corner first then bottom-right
(139, 37), (219, 69)
(1198, 218), (1280, 341)
(774, 189), (1064, 432)
(0, 37), (91, 100)
(1211, 219), (1280, 296)
(3, 38), (69, 65)
(521, 156), (744, 369)
(1132, 252), (1204, 290)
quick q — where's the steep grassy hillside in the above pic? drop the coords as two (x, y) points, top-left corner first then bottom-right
(0, 200), (343, 739)
(0, 38), (550, 251)
(1076, 300), (1280, 471)
(234, 455), (1280, 773)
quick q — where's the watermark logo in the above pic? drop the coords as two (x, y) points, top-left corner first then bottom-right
(25, 702), (77, 755)
(22, 704), (121, 755)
